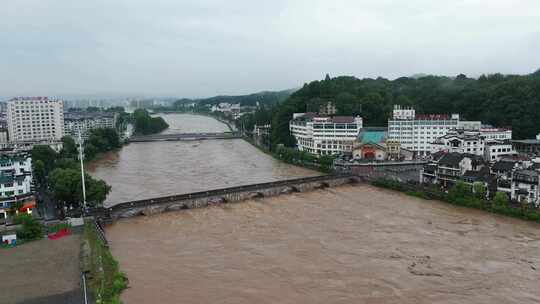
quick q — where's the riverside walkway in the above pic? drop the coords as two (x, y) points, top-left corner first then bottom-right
(127, 132), (242, 143)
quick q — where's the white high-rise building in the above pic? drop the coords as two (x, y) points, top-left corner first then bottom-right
(388, 105), (461, 156)
(290, 113), (363, 155)
(7, 97), (65, 142)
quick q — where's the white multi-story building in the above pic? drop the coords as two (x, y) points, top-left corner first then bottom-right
(7, 97), (64, 142)
(64, 112), (117, 139)
(388, 105), (460, 156)
(290, 113), (363, 155)
(484, 141), (516, 162)
(480, 126), (512, 141)
(430, 130), (485, 156)
(0, 154), (34, 221)
(511, 170), (540, 206)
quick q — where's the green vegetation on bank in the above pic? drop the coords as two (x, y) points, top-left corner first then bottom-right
(133, 109), (169, 135)
(32, 130), (116, 215)
(82, 221), (128, 304)
(273, 145), (334, 173)
(15, 214), (44, 241)
(272, 71), (540, 146)
(372, 178), (540, 223)
(61, 129), (121, 161)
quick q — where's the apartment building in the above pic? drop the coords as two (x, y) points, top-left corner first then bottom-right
(484, 141), (516, 162)
(290, 113), (363, 155)
(511, 170), (540, 205)
(388, 105), (461, 157)
(7, 97), (64, 142)
(0, 154), (34, 221)
(64, 111), (117, 139)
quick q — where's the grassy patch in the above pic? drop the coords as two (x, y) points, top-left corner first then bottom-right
(47, 222), (72, 234)
(82, 221), (128, 304)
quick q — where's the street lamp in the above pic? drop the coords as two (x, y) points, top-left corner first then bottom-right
(77, 131), (87, 214)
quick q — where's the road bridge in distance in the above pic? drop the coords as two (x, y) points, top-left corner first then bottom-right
(127, 132), (242, 143)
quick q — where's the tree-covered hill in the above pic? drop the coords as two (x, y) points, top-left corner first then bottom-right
(174, 89), (296, 108)
(272, 71), (540, 147)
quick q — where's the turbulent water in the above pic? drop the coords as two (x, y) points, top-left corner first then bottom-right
(87, 114), (318, 206)
(97, 114), (540, 303)
(107, 185), (540, 304)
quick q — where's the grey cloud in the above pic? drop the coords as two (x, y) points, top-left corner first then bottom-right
(1, 0), (539, 97)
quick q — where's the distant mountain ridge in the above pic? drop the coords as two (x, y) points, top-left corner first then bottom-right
(176, 89), (297, 106)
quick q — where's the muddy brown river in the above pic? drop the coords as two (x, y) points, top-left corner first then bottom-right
(87, 114), (318, 206)
(97, 114), (540, 303)
(107, 185), (540, 304)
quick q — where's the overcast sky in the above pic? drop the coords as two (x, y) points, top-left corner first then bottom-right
(1, 0), (539, 98)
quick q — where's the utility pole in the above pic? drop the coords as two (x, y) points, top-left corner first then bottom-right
(78, 131), (87, 213)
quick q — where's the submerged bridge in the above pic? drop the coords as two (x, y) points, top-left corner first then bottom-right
(90, 174), (362, 221)
(128, 132), (242, 143)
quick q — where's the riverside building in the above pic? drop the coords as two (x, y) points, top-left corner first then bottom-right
(64, 111), (117, 139)
(7, 97), (65, 142)
(289, 113), (363, 155)
(0, 154), (34, 222)
(388, 105), (481, 157)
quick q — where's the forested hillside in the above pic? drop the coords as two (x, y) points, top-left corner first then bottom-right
(271, 71), (540, 147)
(174, 89), (295, 108)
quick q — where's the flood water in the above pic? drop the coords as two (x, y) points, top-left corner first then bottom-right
(87, 114), (318, 206)
(99, 113), (540, 303)
(107, 185), (540, 304)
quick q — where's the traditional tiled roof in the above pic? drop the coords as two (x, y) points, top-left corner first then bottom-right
(431, 151), (447, 162)
(491, 161), (517, 172)
(424, 164), (437, 174)
(462, 167), (492, 183)
(438, 153), (466, 167)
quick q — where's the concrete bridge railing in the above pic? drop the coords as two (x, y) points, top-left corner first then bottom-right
(128, 132), (242, 143)
(93, 174), (362, 220)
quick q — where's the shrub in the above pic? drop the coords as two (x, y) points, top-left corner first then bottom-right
(15, 214), (43, 241)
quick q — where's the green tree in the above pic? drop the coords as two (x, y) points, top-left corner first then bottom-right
(493, 191), (509, 209)
(49, 168), (111, 210)
(448, 181), (471, 202)
(61, 136), (78, 159)
(133, 109), (169, 135)
(31, 145), (58, 173)
(33, 160), (47, 188)
(15, 214), (43, 241)
(473, 182), (487, 199)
